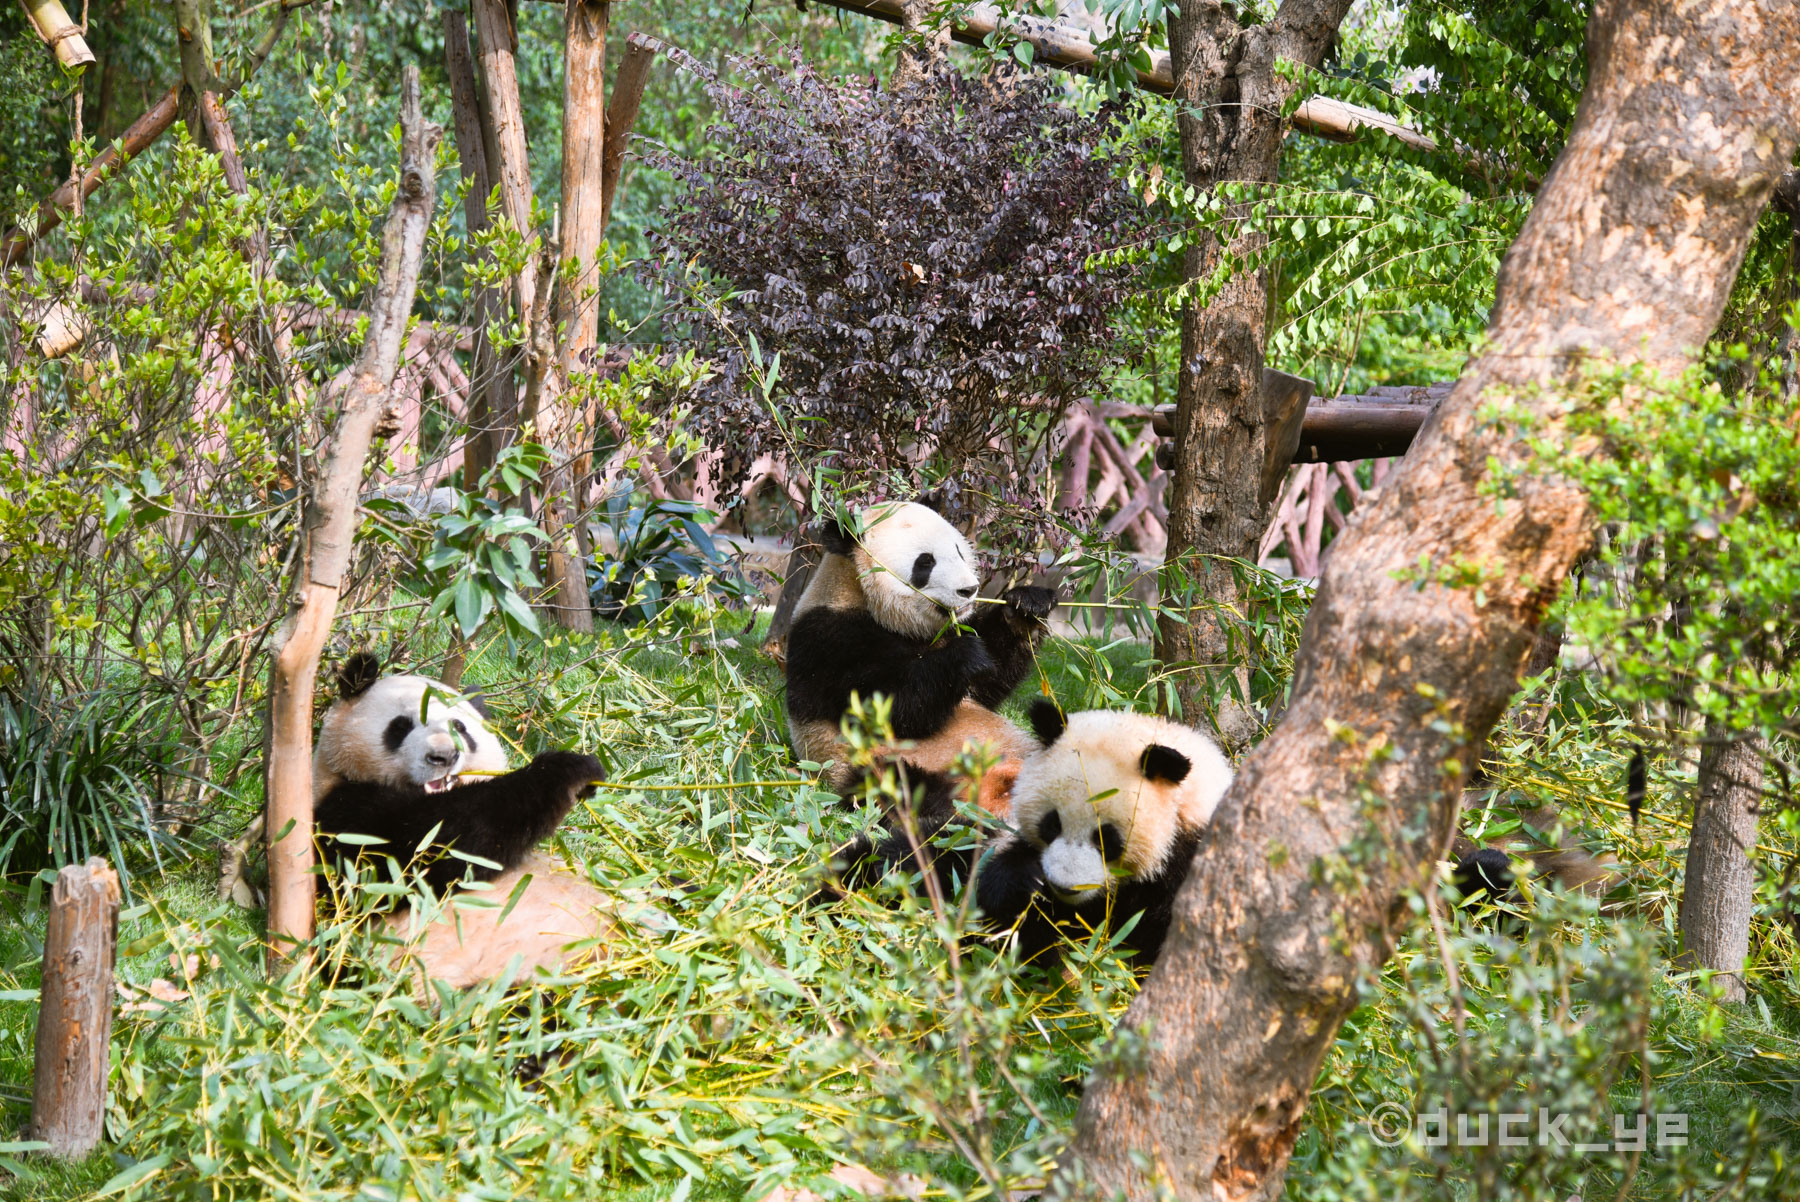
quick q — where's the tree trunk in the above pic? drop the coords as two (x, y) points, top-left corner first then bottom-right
(1056, 3), (1800, 1198)
(1152, 0), (1354, 750)
(1677, 732), (1765, 1003)
(29, 858), (119, 1159)
(540, 0), (612, 636)
(443, 8), (508, 491)
(264, 68), (440, 969)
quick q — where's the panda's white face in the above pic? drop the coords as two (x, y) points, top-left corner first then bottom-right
(314, 676), (510, 800)
(1010, 710), (1233, 903)
(854, 502), (982, 641)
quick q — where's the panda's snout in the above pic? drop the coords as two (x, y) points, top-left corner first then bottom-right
(956, 585), (977, 599)
(421, 734), (460, 771)
(1041, 837), (1107, 902)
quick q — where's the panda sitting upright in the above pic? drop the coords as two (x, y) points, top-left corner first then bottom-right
(312, 652), (615, 987)
(818, 699), (1234, 969)
(784, 499), (1056, 812)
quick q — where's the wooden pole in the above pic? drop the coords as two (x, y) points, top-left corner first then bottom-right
(264, 66), (440, 970)
(29, 858), (120, 1159)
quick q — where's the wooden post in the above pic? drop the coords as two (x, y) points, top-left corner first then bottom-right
(30, 858), (121, 1159)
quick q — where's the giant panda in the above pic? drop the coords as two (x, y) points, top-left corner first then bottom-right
(784, 500), (1056, 813)
(817, 698), (1234, 969)
(312, 651), (616, 988)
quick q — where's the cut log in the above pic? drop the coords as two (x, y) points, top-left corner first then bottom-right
(29, 858), (121, 1159)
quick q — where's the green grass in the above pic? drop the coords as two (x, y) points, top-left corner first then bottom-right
(2, 599), (1798, 1200)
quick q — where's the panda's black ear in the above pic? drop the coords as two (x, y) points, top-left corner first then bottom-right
(815, 516), (856, 557)
(1141, 744), (1192, 785)
(462, 691), (491, 719)
(912, 491), (947, 514)
(1027, 698), (1066, 746)
(337, 651), (382, 699)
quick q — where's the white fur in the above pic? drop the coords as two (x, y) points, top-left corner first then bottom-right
(313, 675), (510, 802)
(854, 502), (980, 641)
(1011, 710), (1233, 895)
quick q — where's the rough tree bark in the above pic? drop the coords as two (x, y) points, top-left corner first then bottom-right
(1054, 3), (1800, 1198)
(1153, 0), (1355, 750)
(1677, 733), (1765, 1003)
(264, 67), (440, 968)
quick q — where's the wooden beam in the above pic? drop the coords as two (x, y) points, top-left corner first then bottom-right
(29, 858), (120, 1159)
(803, 0), (1437, 150)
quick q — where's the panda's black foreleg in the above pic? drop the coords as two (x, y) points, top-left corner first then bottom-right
(786, 609), (994, 740)
(423, 751), (605, 883)
(812, 764), (969, 901)
(316, 752), (602, 894)
(965, 586), (1056, 710)
(883, 635), (997, 737)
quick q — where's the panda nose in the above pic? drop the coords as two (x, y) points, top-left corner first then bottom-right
(956, 586), (977, 599)
(424, 749), (457, 769)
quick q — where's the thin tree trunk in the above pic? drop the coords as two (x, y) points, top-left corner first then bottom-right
(1677, 732), (1765, 1003)
(1056, 3), (1800, 1197)
(29, 858), (119, 1159)
(443, 8), (506, 490)
(1152, 0), (1354, 750)
(599, 34), (659, 231)
(539, 0), (611, 635)
(264, 68), (440, 969)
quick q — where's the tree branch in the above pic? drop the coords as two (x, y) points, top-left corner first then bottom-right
(264, 65), (441, 969)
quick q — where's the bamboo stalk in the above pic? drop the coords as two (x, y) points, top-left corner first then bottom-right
(20, 0), (95, 71)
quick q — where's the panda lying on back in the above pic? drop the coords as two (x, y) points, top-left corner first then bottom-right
(313, 651), (604, 893)
(785, 500), (1056, 812)
(818, 699), (1234, 968)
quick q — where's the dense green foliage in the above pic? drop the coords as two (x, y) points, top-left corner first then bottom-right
(4, 1), (1800, 1200)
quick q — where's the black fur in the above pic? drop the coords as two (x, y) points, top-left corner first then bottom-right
(1452, 847), (1526, 935)
(1626, 748), (1647, 826)
(812, 765), (979, 902)
(315, 751), (604, 894)
(1027, 697), (1066, 746)
(963, 585), (1056, 710)
(337, 651), (383, 699)
(816, 517), (856, 557)
(786, 608), (998, 739)
(1140, 744), (1191, 785)
(909, 553), (937, 589)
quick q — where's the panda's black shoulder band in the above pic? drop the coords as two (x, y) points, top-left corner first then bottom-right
(1027, 697), (1066, 746)
(338, 650), (382, 699)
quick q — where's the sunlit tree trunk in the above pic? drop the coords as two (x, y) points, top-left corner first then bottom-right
(1056, 2), (1800, 1197)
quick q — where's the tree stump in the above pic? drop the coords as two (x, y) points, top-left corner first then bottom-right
(29, 857), (121, 1158)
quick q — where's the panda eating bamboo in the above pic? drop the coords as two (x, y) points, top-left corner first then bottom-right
(783, 498), (1057, 813)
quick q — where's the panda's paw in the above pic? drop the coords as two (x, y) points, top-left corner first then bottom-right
(527, 751), (608, 800)
(1002, 585), (1058, 624)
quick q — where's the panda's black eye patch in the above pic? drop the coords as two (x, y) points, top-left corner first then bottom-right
(1095, 823), (1124, 861)
(910, 552), (937, 589)
(451, 718), (471, 746)
(383, 715), (415, 753)
(1037, 810), (1062, 844)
